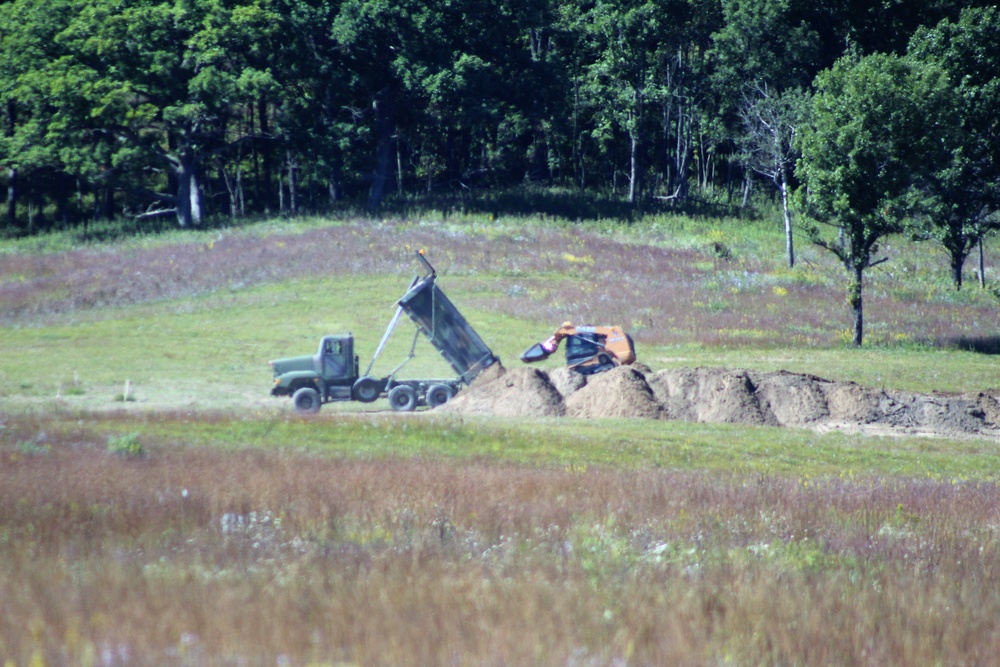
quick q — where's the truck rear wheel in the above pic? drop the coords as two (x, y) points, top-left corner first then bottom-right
(426, 383), (453, 408)
(353, 376), (381, 403)
(292, 387), (322, 414)
(388, 385), (417, 412)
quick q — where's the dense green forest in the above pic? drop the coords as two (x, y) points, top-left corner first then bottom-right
(2, 1), (999, 286)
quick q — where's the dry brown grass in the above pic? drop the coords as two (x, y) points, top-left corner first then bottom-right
(3, 430), (1000, 666)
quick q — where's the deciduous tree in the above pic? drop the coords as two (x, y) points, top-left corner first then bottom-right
(797, 52), (949, 346)
(738, 84), (810, 268)
(906, 7), (1000, 290)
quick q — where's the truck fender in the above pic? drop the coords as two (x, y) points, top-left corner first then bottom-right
(274, 371), (322, 395)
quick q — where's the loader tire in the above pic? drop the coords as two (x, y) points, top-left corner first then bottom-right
(388, 385), (418, 412)
(353, 376), (381, 403)
(426, 384), (453, 409)
(292, 387), (321, 414)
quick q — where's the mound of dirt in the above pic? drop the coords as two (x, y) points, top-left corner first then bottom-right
(440, 365), (565, 418)
(646, 368), (776, 425)
(822, 381), (884, 425)
(874, 390), (997, 435)
(564, 367), (663, 420)
(547, 366), (587, 398)
(441, 363), (1000, 439)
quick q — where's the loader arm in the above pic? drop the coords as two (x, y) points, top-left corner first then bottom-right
(519, 323), (578, 363)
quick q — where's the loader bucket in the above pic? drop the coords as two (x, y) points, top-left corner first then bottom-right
(519, 342), (551, 363)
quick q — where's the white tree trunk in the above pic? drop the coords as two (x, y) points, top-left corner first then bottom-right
(780, 169), (794, 268)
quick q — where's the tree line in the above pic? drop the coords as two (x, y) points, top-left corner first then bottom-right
(2, 0), (999, 343)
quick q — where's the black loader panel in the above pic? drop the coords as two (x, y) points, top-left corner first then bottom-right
(398, 275), (498, 384)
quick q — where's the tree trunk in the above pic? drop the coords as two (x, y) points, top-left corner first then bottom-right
(6, 167), (15, 228)
(286, 149), (299, 216)
(174, 153), (202, 228)
(328, 168), (340, 203)
(396, 137), (404, 196)
(220, 164), (237, 220)
(33, 187), (46, 230)
(5, 102), (15, 228)
(849, 265), (864, 347)
(368, 89), (395, 212)
(259, 97), (274, 214)
(674, 105), (691, 201)
(628, 122), (638, 204)
(237, 166), (245, 217)
(55, 175), (70, 227)
(249, 103), (262, 214)
(780, 168), (794, 268)
(102, 182), (114, 221)
(175, 165), (191, 228)
(278, 167), (285, 212)
(979, 237), (986, 289)
(952, 253), (965, 291)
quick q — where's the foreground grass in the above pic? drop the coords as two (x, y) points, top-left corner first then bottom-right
(6, 409), (998, 480)
(3, 427), (1000, 666)
(4, 206), (1000, 665)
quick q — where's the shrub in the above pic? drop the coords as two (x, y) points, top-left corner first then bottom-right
(106, 432), (145, 458)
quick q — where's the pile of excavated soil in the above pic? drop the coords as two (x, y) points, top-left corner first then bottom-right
(443, 364), (1000, 439)
(439, 364), (565, 418)
(564, 367), (664, 420)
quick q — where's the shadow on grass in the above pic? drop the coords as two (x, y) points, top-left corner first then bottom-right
(2, 187), (751, 246)
(377, 187), (749, 223)
(942, 336), (1000, 355)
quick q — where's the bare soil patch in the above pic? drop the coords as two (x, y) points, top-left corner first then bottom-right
(445, 364), (1000, 439)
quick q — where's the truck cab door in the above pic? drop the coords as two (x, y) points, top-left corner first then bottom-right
(319, 336), (350, 380)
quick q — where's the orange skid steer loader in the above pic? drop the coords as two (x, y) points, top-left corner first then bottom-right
(519, 322), (635, 375)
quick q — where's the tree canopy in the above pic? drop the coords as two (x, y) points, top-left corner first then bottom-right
(796, 52), (952, 345)
(905, 7), (1000, 290)
(2, 0), (997, 290)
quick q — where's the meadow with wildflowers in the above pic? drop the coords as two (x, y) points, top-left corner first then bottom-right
(2, 208), (1000, 665)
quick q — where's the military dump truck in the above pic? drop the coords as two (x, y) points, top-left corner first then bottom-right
(269, 251), (499, 414)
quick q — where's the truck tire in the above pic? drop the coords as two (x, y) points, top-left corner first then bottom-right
(353, 376), (381, 403)
(292, 387), (322, 414)
(388, 385), (418, 412)
(426, 383), (453, 409)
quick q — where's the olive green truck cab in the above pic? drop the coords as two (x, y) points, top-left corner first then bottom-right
(269, 252), (499, 414)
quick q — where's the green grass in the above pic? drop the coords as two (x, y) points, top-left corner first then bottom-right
(9, 408), (998, 481)
(2, 267), (994, 415)
(640, 344), (1000, 394)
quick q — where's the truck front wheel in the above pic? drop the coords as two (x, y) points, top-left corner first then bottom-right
(292, 387), (322, 414)
(388, 385), (417, 412)
(353, 376), (381, 403)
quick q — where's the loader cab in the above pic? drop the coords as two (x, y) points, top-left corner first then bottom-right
(565, 332), (615, 375)
(316, 334), (358, 382)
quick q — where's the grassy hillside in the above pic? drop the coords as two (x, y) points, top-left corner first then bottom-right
(3, 208), (1000, 666)
(2, 208), (998, 408)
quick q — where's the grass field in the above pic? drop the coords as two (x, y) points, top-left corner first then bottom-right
(2, 205), (1000, 665)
